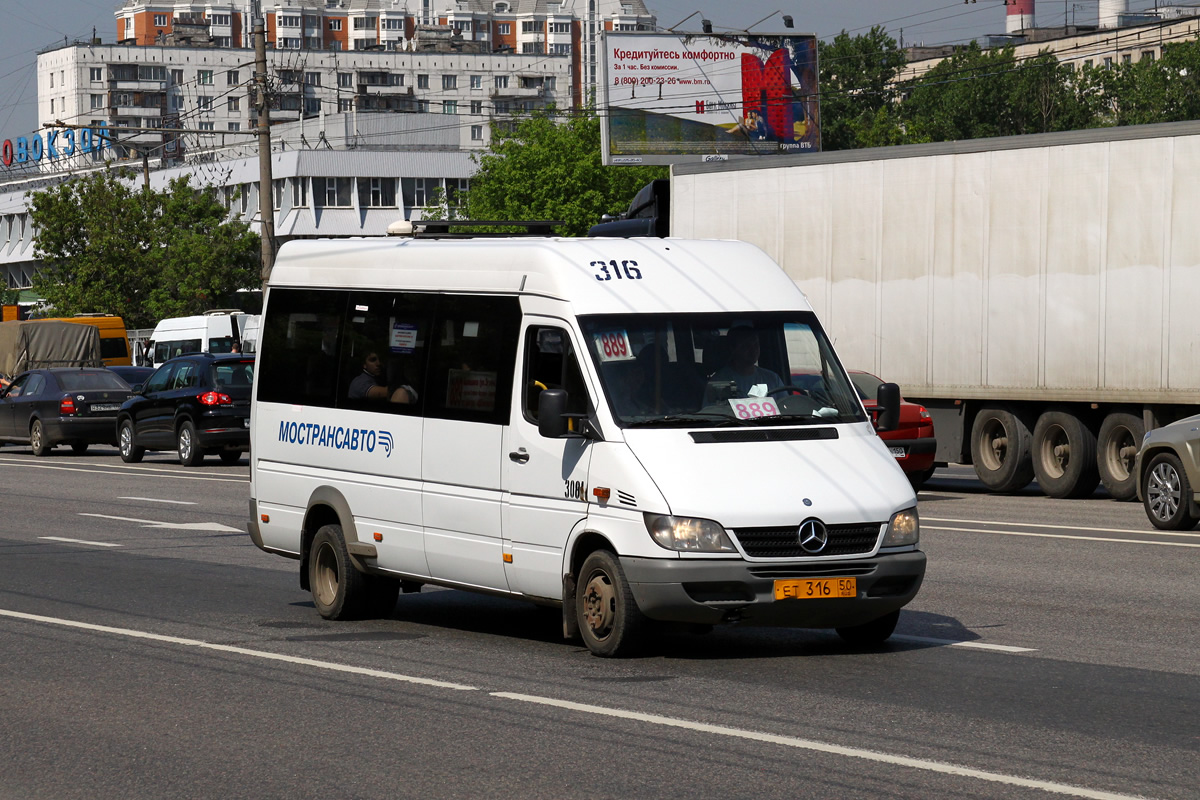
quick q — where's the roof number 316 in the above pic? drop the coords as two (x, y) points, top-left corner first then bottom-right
(592, 259), (642, 282)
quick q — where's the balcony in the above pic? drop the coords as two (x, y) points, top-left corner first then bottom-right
(490, 86), (545, 99)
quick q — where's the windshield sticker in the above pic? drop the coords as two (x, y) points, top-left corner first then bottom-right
(729, 398), (781, 419)
(390, 321), (418, 354)
(593, 330), (635, 362)
(592, 259), (643, 282)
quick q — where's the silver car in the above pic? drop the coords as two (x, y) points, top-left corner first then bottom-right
(1135, 414), (1200, 530)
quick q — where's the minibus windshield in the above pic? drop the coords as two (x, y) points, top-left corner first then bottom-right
(579, 312), (866, 428)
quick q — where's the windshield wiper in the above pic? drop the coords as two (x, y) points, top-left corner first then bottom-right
(623, 412), (747, 428)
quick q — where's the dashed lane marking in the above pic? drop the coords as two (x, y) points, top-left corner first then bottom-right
(38, 537), (122, 548)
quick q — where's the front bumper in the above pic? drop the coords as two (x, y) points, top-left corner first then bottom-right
(621, 550), (926, 628)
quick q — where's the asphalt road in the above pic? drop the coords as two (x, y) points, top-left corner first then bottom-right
(0, 447), (1196, 800)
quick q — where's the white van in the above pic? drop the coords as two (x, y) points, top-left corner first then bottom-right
(247, 234), (925, 656)
(149, 310), (249, 366)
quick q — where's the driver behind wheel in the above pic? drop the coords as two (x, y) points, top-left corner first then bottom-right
(711, 326), (783, 397)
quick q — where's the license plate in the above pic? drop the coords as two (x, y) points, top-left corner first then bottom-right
(242, 418), (250, 428)
(774, 577), (857, 600)
(888, 446), (906, 458)
(91, 403), (120, 412)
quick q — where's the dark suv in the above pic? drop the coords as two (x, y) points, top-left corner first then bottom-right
(116, 353), (253, 466)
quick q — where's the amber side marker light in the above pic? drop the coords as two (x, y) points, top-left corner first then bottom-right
(593, 487), (611, 500)
(260, 514), (269, 523)
(374, 532), (383, 542)
(503, 553), (513, 563)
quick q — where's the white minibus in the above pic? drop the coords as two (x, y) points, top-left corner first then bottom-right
(247, 233), (925, 656)
(149, 310), (251, 366)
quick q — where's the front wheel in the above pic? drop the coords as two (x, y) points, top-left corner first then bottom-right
(309, 524), (367, 620)
(836, 609), (900, 647)
(1143, 452), (1199, 530)
(576, 550), (646, 657)
(30, 420), (51, 457)
(177, 420), (203, 466)
(119, 419), (144, 463)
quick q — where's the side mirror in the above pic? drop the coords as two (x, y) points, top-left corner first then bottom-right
(538, 389), (569, 438)
(876, 382), (901, 432)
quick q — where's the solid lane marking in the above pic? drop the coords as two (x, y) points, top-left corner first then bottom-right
(0, 609), (476, 691)
(78, 513), (241, 533)
(924, 516), (1200, 539)
(924, 525), (1200, 549)
(490, 693), (1145, 800)
(0, 608), (1144, 800)
(38, 537), (122, 548)
(0, 458), (245, 483)
(891, 635), (1036, 653)
(119, 497), (198, 505)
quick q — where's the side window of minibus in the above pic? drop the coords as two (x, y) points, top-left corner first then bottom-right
(523, 326), (589, 422)
(425, 295), (520, 425)
(338, 290), (432, 415)
(256, 287), (348, 408)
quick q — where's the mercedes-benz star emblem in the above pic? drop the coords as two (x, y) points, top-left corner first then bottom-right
(798, 519), (829, 554)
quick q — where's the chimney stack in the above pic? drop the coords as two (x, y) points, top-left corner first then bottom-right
(1005, 0), (1035, 34)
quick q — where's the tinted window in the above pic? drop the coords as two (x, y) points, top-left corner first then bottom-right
(99, 338), (129, 359)
(208, 337), (237, 354)
(143, 364), (175, 393)
(5, 374), (32, 398)
(257, 288), (347, 408)
(24, 374), (46, 396)
(172, 362), (200, 389)
(339, 291), (433, 415)
(425, 295), (520, 425)
(156, 339), (201, 363)
(214, 361), (255, 388)
(58, 371), (129, 391)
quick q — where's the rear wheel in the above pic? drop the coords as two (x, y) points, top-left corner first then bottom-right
(177, 420), (203, 466)
(118, 419), (144, 463)
(1032, 411), (1100, 499)
(969, 408), (1034, 492)
(1142, 452), (1199, 530)
(576, 550), (645, 657)
(309, 524), (367, 620)
(837, 609), (900, 647)
(218, 450), (241, 465)
(1097, 412), (1144, 501)
(71, 442), (89, 455)
(30, 420), (51, 457)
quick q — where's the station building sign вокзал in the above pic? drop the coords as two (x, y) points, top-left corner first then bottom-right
(600, 32), (820, 166)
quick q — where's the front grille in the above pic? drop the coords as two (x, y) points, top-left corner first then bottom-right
(731, 522), (883, 558)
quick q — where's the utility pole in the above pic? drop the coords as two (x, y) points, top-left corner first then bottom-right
(254, 18), (276, 290)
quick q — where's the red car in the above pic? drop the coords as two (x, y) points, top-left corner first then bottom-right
(849, 371), (937, 489)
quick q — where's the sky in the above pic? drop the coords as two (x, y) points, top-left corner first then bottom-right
(0, 0), (1170, 138)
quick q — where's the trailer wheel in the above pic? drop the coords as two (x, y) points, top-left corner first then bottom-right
(1032, 411), (1100, 499)
(1142, 452), (1199, 530)
(1097, 413), (1144, 501)
(969, 408), (1034, 492)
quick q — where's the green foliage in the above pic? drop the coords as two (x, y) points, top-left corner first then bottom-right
(466, 109), (666, 236)
(818, 27), (907, 151)
(29, 171), (259, 328)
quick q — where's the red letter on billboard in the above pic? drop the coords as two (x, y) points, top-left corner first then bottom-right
(741, 49), (792, 139)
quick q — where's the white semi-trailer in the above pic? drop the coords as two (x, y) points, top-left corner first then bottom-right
(668, 121), (1200, 500)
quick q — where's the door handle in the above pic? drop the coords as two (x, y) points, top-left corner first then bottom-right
(509, 448), (529, 464)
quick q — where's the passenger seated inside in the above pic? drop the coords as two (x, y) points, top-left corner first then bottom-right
(710, 326), (783, 397)
(348, 351), (415, 404)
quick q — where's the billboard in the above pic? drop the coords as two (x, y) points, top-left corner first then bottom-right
(600, 32), (820, 166)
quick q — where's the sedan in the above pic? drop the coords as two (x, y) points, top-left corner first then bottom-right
(848, 370), (938, 490)
(0, 368), (133, 455)
(1135, 414), (1200, 530)
(117, 353), (253, 466)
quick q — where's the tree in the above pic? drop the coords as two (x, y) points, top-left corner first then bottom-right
(465, 110), (666, 236)
(818, 27), (908, 151)
(29, 171), (259, 328)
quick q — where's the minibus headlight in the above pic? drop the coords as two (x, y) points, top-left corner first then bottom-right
(644, 514), (736, 552)
(882, 507), (919, 547)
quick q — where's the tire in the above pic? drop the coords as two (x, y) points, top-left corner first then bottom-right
(969, 407), (1035, 492)
(1142, 452), (1199, 531)
(1032, 411), (1100, 499)
(1097, 412), (1145, 501)
(308, 524), (367, 620)
(837, 609), (900, 647)
(118, 418), (144, 463)
(908, 466), (936, 491)
(177, 420), (204, 466)
(30, 419), (51, 457)
(218, 450), (241, 465)
(576, 550), (646, 657)
(71, 442), (89, 455)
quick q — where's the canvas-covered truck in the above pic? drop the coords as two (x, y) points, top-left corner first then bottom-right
(0, 319), (104, 379)
(660, 120), (1200, 500)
